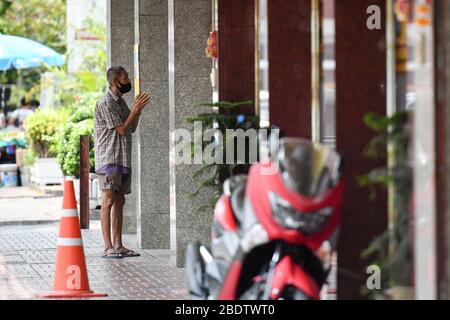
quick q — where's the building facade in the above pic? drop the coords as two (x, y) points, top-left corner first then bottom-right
(107, 0), (450, 300)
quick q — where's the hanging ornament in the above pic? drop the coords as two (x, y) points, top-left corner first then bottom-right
(205, 30), (218, 59)
(395, 0), (412, 23)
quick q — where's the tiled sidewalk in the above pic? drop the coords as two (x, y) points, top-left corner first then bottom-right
(0, 223), (188, 300)
(0, 222), (337, 300)
(0, 187), (62, 225)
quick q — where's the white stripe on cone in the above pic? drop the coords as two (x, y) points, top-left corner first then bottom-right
(57, 238), (83, 246)
(61, 209), (79, 217)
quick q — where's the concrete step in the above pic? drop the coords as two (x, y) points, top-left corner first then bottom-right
(29, 184), (63, 197)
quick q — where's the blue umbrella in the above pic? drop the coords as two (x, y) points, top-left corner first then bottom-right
(0, 34), (65, 71)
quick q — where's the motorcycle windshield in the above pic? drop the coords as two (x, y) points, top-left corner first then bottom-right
(273, 138), (343, 198)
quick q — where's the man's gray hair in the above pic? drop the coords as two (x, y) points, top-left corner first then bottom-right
(107, 66), (126, 85)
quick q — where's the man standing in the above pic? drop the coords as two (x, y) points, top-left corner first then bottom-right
(94, 66), (150, 259)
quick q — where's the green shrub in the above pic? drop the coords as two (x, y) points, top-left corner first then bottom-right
(25, 108), (70, 157)
(68, 103), (96, 124)
(55, 104), (95, 178)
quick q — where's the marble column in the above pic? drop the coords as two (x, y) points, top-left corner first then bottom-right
(169, 0), (213, 267)
(107, 0), (136, 234)
(134, 0), (170, 249)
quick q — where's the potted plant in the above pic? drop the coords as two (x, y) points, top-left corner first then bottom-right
(54, 102), (99, 207)
(25, 108), (68, 186)
(358, 111), (413, 299)
(186, 100), (259, 213)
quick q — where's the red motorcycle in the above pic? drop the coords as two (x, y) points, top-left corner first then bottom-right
(186, 138), (344, 300)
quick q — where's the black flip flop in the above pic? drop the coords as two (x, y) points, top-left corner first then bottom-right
(102, 252), (124, 259)
(120, 249), (141, 258)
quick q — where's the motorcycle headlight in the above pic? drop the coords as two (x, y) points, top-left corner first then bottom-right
(269, 192), (333, 236)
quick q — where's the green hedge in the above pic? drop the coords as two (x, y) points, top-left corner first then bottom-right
(25, 108), (70, 158)
(55, 104), (95, 178)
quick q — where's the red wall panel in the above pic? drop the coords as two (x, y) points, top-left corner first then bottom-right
(218, 0), (255, 115)
(335, 0), (388, 300)
(268, 0), (311, 138)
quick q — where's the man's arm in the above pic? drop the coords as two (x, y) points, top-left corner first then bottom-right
(115, 109), (140, 136)
(131, 114), (140, 133)
(115, 93), (150, 136)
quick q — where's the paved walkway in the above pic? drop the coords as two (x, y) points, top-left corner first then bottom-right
(0, 222), (187, 300)
(0, 187), (62, 225)
(0, 187), (336, 300)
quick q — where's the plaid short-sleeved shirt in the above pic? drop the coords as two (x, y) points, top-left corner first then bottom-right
(94, 89), (133, 171)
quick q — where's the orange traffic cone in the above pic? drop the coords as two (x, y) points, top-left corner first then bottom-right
(39, 180), (107, 298)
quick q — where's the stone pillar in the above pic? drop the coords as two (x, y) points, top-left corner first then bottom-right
(169, 0), (212, 267)
(107, 0), (136, 234)
(134, 0), (170, 249)
(335, 0), (387, 299)
(412, 0), (437, 300)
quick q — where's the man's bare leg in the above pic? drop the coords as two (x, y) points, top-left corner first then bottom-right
(111, 193), (125, 250)
(112, 194), (139, 256)
(101, 190), (116, 255)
